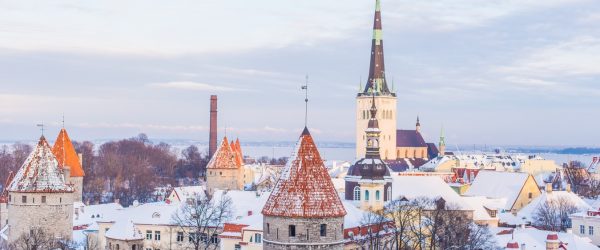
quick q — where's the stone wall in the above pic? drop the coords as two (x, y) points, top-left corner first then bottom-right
(7, 191), (73, 243)
(263, 215), (345, 250)
(0, 202), (7, 228)
(106, 238), (143, 250)
(71, 176), (84, 202)
(207, 168), (243, 194)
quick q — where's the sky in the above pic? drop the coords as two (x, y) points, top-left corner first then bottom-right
(1, 0), (599, 146)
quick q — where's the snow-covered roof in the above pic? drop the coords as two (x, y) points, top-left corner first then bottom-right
(206, 136), (240, 169)
(169, 186), (206, 202)
(262, 128), (346, 218)
(73, 202), (123, 227)
(518, 191), (590, 223)
(464, 171), (533, 210)
(8, 136), (73, 193)
(390, 175), (469, 210)
(212, 190), (270, 220)
(461, 196), (501, 222)
(105, 220), (144, 241)
(493, 227), (597, 249)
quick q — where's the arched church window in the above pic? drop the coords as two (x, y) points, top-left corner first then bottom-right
(365, 190), (370, 201)
(387, 187), (392, 201)
(354, 187), (361, 201)
(376, 190), (380, 201)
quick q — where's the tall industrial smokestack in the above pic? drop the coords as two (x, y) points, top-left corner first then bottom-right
(209, 95), (218, 159)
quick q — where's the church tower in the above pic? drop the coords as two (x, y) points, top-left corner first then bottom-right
(356, 0), (397, 160)
(346, 95), (393, 210)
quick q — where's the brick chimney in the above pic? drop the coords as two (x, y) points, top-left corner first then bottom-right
(209, 95), (218, 159)
(506, 241), (519, 249)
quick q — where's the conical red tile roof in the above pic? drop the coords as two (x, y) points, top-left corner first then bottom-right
(8, 136), (73, 193)
(262, 127), (346, 218)
(52, 128), (85, 177)
(206, 136), (239, 169)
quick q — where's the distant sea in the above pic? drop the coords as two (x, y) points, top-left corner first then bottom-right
(1, 139), (597, 165)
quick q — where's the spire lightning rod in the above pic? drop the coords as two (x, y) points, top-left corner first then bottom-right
(36, 123), (44, 136)
(302, 75), (309, 127)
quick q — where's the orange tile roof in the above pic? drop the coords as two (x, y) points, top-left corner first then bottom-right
(52, 128), (85, 177)
(206, 136), (239, 169)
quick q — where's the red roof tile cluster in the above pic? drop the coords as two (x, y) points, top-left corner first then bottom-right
(262, 128), (346, 218)
(207, 136), (243, 169)
(52, 128), (85, 177)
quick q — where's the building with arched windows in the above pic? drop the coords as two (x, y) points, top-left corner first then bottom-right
(346, 96), (393, 211)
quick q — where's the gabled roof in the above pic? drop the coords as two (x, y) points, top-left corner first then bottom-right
(396, 130), (427, 147)
(426, 143), (439, 159)
(465, 171), (535, 210)
(105, 220), (144, 241)
(8, 136), (73, 193)
(262, 127), (346, 218)
(52, 128), (85, 177)
(206, 137), (239, 169)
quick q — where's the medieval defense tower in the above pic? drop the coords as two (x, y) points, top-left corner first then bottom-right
(262, 128), (347, 249)
(7, 136), (74, 243)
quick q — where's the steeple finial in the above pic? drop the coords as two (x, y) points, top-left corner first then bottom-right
(416, 116), (421, 133)
(36, 123), (44, 137)
(62, 114), (65, 128)
(301, 75), (309, 128)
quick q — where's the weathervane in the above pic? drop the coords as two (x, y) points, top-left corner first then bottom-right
(36, 123), (44, 136)
(301, 75), (309, 127)
(62, 113), (65, 128)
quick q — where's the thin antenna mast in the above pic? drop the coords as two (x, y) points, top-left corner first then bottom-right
(301, 75), (309, 127)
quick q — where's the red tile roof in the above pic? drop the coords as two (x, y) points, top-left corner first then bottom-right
(207, 137), (240, 169)
(52, 128), (85, 177)
(262, 128), (346, 218)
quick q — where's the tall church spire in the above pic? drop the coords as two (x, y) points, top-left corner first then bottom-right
(361, 0), (394, 96)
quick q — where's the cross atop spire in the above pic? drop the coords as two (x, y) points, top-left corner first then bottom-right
(360, 0), (395, 97)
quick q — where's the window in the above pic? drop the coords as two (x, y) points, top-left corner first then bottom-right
(210, 234), (219, 244)
(580, 225), (585, 234)
(365, 190), (370, 201)
(21, 196), (26, 203)
(276, 228), (279, 239)
(353, 187), (361, 201)
(267, 223), (270, 234)
(387, 187), (391, 201)
(116, 244), (120, 250)
(289, 225), (296, 237)
(528, 192), (533, 199)
(590, 226), (594, 236)
(320, 224), (327, 237)
(255, 233), (262, 243)
(200, 233), (208, 243)
(376, 190), (380, 201)
(60, 197), (62, 203)
(154, 231), (161, 241)
(146, 230), (152, 240)
(42, 196), (46, 203)
(189, 232), (198, 242)
(234, 244), (241, 250)
(32, 197), (35, 203)
(177, 232), (184, 242)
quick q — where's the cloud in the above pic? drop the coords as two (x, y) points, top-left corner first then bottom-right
(496, 36), (600, 77)
(148, 81), (245, 92)
(74, 122), (207, 132)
